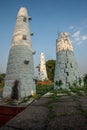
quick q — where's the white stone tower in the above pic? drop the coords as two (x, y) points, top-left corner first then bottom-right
(3, 7), (36, 99)
(39, 52), (48, 81)
(54, 32), (81, 89)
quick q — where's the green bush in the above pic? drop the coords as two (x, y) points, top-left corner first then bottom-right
(36, 84), (54, 96)
(0, 73), (5, 88)
(83, 84), (87, 92)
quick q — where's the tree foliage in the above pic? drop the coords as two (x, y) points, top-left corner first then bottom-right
(83, 74), (87, 85)
(46, 60), (55, 82)
(0, 73), (5, 88)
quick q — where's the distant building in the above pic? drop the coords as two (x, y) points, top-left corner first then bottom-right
(54, 32), (81, 89)
(3, 7), (36, 99)
(38, 52), (48, 81)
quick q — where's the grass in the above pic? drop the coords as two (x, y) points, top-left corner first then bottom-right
(44, 92), (61, 125)
(44, 101), (56, 125)
(83, 84), (87, 93)
(23, 84), (87, 119)
(36, 84), (54, 96)
(21, 96), (32, 103)
(36, 83), (87, 121)
(48, 93), (60, 102)
(45, 106), (56, 125)
(32, 93), (40, 100)
(36, 83), (87, 98)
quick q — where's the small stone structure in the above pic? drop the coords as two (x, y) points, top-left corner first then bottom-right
(3, 7), (36, 99)
(38, 52), (48, 81)
(54, 32), (81, 89)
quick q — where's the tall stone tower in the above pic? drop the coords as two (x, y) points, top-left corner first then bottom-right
(54, 32), (81, 89)
(3, 7), (36, 99)
(39, 52), (48, 81)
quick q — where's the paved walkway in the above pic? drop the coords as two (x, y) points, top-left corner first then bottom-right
(0, 93), (87, 130)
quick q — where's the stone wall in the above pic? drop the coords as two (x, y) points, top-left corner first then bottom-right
(54, 32), (81, 89)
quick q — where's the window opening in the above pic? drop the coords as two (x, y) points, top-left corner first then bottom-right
(66, 72), (69, 76)
(23, 17), (27, 22)
(23, 35), (27, 40)
(70, 63), (73, 68)
(65, 63), (67, 68)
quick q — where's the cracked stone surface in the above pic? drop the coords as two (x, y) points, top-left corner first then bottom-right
(0, 94), (87, 130)
(54, 32), (81, 89)
(3, 7), (36, 99)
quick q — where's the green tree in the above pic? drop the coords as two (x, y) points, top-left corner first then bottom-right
(83, 74), (87, 85)
(79, 77), (82, 86)
(46, 60), (55, 82)
(0, 73), (5, 88)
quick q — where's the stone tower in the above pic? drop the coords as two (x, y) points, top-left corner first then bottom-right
(39, 52), (48, 81)
(3, 7), (36, 99)
(54, 32), (81, 89)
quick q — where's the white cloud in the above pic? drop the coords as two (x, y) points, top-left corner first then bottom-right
(72, 31), (81, 44)
(70, 20), (87, 45)
(72, 31), (80, 38)
(72, 30), (87, 45)
(81, 36), (87, 40)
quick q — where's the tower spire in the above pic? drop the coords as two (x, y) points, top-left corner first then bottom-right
(54, 32), (81, 89)
(39, 52), (48, 81)
(17, 7), (28, 17)
(3, 7), (36, 99)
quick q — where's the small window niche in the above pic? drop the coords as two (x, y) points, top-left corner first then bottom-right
(24, 60), (29, 65)
(66, 72), (69, 76)
(65, 63), (67, 68)
(23, 17), (27, 22)
(70, 63), (73, 68)
(23, 35), (27, 40)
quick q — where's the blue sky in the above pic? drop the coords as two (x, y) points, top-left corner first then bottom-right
(0, 0), (87, 75)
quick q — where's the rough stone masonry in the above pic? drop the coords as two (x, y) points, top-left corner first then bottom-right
(39, 52), (48, 81)
(54, 32), (81, 89)
(3, 7), (36, 99)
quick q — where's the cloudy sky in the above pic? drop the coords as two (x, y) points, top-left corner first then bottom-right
(0, 0), (87, 75)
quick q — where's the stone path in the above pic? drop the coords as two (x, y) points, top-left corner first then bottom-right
(0, 93), (87, 130)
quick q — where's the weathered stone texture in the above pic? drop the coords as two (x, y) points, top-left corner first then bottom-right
(39, 52), (48, 81)
(3, 7), (36, 99)
(54, 32), (81, 89)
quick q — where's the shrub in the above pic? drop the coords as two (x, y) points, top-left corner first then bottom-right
(36, 84), (54, 96)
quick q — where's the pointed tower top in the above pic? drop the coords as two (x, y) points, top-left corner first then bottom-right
(17, 7), (28, 17)
(58, 32), (69, 39)
(56, 32), (73, 51)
